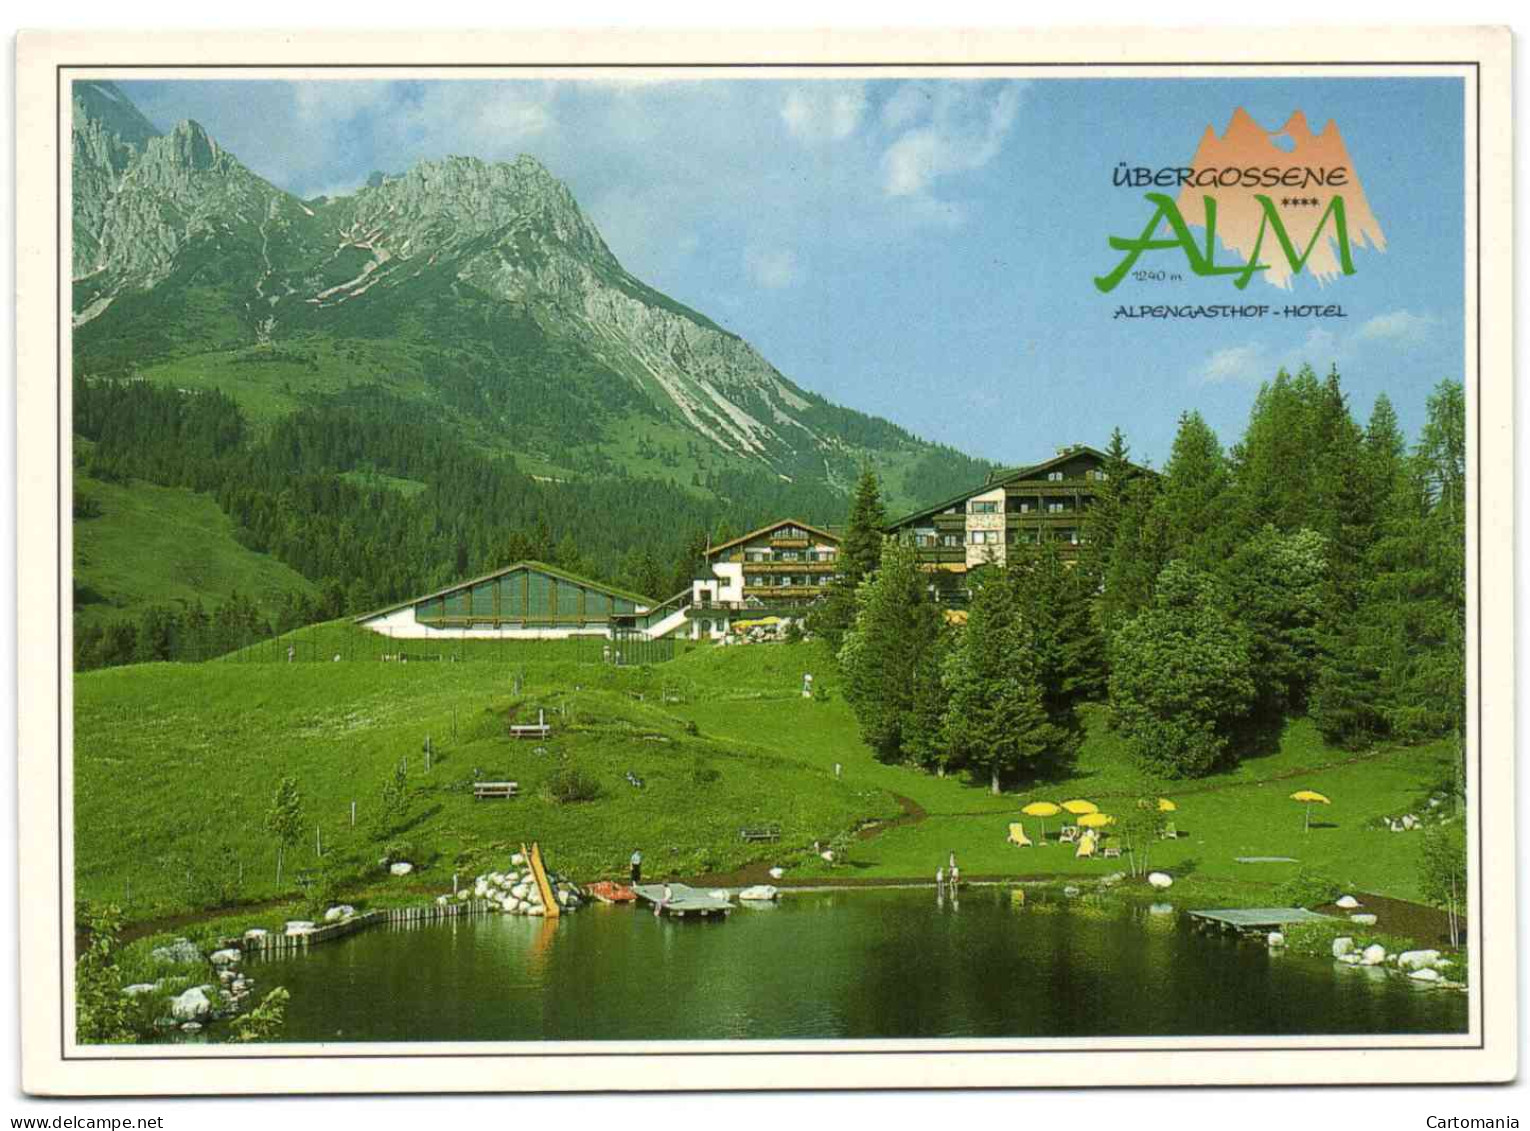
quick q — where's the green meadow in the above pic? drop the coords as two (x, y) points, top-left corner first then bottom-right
(72, 473), (317, 633)
(74, 636), (1455, 926)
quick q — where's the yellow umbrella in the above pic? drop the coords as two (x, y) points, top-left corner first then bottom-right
(1077, 812), (1115, 829)
(1060, 799), (1098, 816)
(1021, 801), (1061, 842)
(1291, 790), (1331, 833)
(1157, 798), (1178, 813)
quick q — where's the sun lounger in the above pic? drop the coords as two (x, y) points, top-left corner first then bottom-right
(1007, 822), (1033, 848)
(1159, 822), (1178, 840)
(1075, 832), (1097, 859)
(1059, 825), (1080, 843)
(1101, 844), (1121, 858)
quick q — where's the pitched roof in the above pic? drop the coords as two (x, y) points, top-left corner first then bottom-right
(885, 445), (1150, 531)
(707, 518), (841, 557)
(354, 560), (655, 623)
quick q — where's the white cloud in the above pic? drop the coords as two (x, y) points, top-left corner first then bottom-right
(781, 84), (867, 143)
(1200, 343), (1270, 383)
(744, 245), (801, 290)
(1198, 315), (1437, 385)
(880, 83), (1023, 201)
(1357, 309), (1435, 345)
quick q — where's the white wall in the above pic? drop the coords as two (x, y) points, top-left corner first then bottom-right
(358, 604), (619, 640)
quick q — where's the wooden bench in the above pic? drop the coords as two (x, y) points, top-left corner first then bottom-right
(739, 824), (781, 843)
(473, 781), (519, 800)
(508, 724), (550, 740)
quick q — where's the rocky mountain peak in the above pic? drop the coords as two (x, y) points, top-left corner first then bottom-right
(72, 80), (161, 150)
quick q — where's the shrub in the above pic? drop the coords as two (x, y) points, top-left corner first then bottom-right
(380, 839), (417, 867)
(690, 758), (721, 786)
(1282, 918), (1418, 961)
(543, 766), (603, 804)
(1272, 868), (1344, 909)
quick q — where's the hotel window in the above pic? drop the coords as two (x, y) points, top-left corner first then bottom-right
(970, 530), (998, 545)
(1048, 502), (1065, 514)
(941, 534), (961, 547)
(1048, 471), (1064, 482)
(970, 500), (998, 514)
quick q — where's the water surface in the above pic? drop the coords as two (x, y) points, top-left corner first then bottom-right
(249, 888), (1468, 1042)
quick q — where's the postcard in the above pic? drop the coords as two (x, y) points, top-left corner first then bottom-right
(14, 26), (1515, 1093)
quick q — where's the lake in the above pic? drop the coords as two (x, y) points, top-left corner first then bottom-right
(247, 888), (1467, 1042)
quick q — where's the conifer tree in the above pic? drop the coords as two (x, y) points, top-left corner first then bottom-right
(1157, 410), (1233, 571)
(1108, 562), (1256, 778)
(940, 569), (1059, 794)
(838, 538), (942, 763)
(812, 466), (888, 650)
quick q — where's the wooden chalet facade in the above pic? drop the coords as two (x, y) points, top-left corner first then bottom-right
(687, 519), (841, 639)
(885, 445), (1141, 601)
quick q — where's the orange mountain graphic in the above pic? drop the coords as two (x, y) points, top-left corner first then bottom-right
(1174, 108), (1386, 289)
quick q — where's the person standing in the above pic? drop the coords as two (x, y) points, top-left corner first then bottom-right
(630, 849), (643, 886)
(936, 866), (945, 889)
(950, 863), (960, 889)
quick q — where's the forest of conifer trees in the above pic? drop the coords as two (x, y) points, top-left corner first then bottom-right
(836, 366), (1466, 784)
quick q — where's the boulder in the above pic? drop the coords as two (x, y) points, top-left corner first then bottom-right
(1063, 885), (1081, 897)
(390, 862), (414, 876)
(209, 948), (241, 966)
(150, 939), (202, 966)
(511, 852), (525, 866)
(1402, 814), (1419, 830)
(1360, 944), (1387, 966)
(1390, 820), (1405, 833)
(739, 885), (778, 902)
(499, 896), (516, 912)
(170, 986), (213, 1022)
(121, 983), (159, 997)
(1338, 952), (1362, 965)
(527, 904), (545, 917)
(1267, 932), (1285, 948)
(457, 890), (472, 901)
(768, 867), (785, 880)
(242, 928), (268, 941)
(436, 895), (451, 906)
(511, 883), (531, 901)
(1409, 967), (1442, 982)
(1147, 872), (1173, 890)
(323, 905), (355, 923)
(1335, 895), (1361, 910)
(285, 920), (316, 937)
(1100, 872), (1127, 886)
(1349, 913), (1378, 925)
(179, 1022), (203, 1033)
(1398, 949), (1443, 971)
(1331, 936), (1355, 958)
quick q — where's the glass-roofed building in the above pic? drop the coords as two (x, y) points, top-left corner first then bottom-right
(354, 560), (664, 640)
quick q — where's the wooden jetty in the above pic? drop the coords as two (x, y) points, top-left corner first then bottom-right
(1187, 907), (1335, 936)
(632, 883), (732, 919)
(240, 899), (497, 956)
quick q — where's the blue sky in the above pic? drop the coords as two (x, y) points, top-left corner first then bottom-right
(120, 76), (1465, 467)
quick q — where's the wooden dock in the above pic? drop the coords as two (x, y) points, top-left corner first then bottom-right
(1187, 907), (1335, 934)
(632, 883), (732, 919)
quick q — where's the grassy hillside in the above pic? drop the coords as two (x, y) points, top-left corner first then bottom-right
(72, 472), (317, 633)
(74, 639), (1455, 926)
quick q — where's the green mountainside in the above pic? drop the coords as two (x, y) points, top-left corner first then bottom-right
(71, 82), (993, 508)
(69, 81), (994, 661)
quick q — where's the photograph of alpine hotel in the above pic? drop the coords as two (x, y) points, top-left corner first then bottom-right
(63, 66), (1479, 1053)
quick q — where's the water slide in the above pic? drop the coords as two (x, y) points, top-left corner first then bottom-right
(523, 840), (561, 919)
